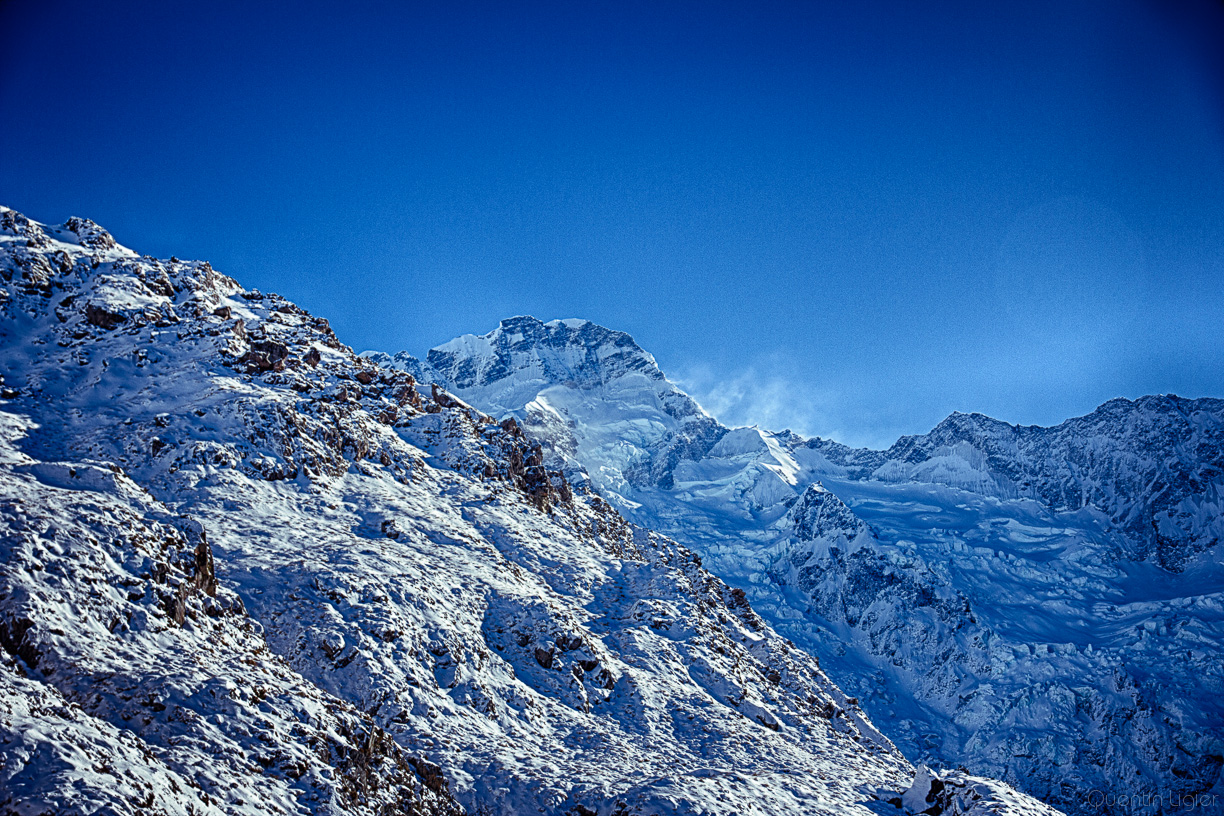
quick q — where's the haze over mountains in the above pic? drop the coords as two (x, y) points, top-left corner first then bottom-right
(0, 208), (1074, 815)
(368, 315), (1224, 815)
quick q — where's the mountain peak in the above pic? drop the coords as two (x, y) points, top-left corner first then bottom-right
(492, 314), (594, 333)
(416, 316), (667, 414)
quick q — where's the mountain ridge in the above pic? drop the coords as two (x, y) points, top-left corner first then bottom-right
(373, 313), (1224, 814)
(0, 206), (1065, 815)
(379, 315), (1223, 570)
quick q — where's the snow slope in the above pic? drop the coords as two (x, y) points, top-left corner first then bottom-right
(378, 315), (1224, 815)
(0, 207), (1060, 815)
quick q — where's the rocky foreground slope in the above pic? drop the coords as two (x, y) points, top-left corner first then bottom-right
(374, 316), (1224, 815)
(0, 207), (1062, 815)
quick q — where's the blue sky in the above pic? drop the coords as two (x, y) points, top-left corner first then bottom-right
(2, 0), (1222, 447)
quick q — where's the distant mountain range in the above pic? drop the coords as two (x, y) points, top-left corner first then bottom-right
(367, 314), (1224, 814)
(0, 206), (1063, 815)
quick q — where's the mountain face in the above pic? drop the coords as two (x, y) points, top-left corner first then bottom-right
(364, 318), (797, 526)
(0, 207), (1064, 815)
(365, 317), (728, 501)
(378, 315), (1224, 815)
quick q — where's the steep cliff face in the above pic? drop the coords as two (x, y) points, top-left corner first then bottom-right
(775, 484), (972, 644)
(0, 207), (1059, 815)
(384, 316), (1224, 815)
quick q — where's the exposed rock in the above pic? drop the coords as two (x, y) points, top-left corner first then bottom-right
(239, 338), (290, 372)
(63, 215), (117, 250)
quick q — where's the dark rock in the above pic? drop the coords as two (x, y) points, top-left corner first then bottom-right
(407, 756), (447, 795)
(1, 209), (50, 247)
(63, 216), (117, 250)
(53, 294), (77, 323)
(239, 340), (290, 373)
(85, 303), (127, 330)
(555, 633), (584, 651)
(0, 615), (40, 669)
(790, 485), (872, 543)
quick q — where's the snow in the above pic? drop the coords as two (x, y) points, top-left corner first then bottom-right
(383, 310), (1224, 815)
(0, 207), (1062, 815)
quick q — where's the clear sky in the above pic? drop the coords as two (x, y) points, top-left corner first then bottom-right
(2, 1), (1222, 447)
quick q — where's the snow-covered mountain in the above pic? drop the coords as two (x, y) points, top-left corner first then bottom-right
(0, 207), (1064, 815)
(363, 317), (798, 522)
(375, 315), (1224, 815)
(804, 399), (1224, 570)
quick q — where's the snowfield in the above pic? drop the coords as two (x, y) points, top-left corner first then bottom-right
(0, 206), (1063, 815)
